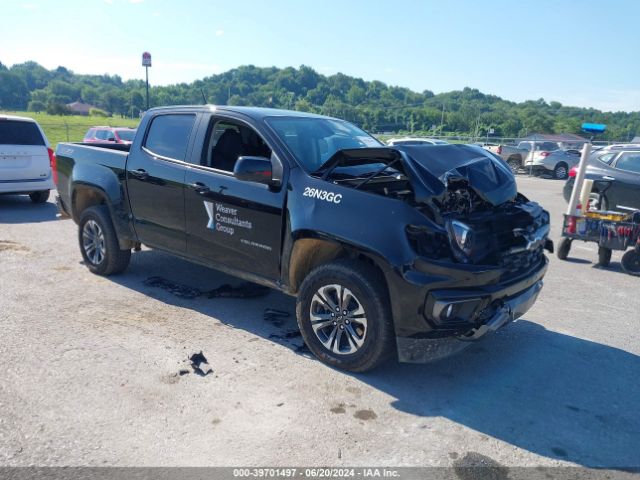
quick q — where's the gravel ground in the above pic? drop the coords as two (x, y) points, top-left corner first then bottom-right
(0, 177), (638, 470)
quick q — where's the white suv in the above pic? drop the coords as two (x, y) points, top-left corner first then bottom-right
(0, 115), (55, 203)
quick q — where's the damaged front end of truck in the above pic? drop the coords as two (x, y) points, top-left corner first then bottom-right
(313, 144), (553, 362)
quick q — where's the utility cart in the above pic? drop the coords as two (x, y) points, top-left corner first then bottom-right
(557, 209), (640, 276)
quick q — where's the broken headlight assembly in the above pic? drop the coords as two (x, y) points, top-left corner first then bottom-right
(406, 224), (450, 259)
(447, 219), (474, 262)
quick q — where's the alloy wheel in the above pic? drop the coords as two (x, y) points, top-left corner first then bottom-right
(309, 284), (368, 355)
(82, 220), (106, 265)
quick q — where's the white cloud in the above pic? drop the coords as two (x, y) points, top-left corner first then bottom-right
(215, 30), (224, 37)
(152, 11), (160, 16)
(21, 3), (37, 9)
(129, 0), (144, 3)
(104, 0), (113, 4)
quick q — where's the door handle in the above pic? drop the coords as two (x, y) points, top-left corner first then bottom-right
(130, 168), (149, 180)
(190, 181), (210, 194)
(602, 175), (615, 181)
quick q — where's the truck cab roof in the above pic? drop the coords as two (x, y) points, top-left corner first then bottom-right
(147, 105), (333, 121)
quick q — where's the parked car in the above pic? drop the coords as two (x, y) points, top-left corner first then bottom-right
(387, 137), (449, 146)
(527, 148), (582, 179)
(55, 106), (551, 372)
(0, 115), (55, 203)
(482, 144), (528, 173)
(563, 146), (640, 211)
(83, 127), (137, 145)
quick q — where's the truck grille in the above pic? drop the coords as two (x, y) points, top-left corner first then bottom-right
(499, 247), (544, 281)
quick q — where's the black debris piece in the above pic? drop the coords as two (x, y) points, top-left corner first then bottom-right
(144, 276), (269, 300)
(263, 308), (291, 327)
(144, 276), (202, 299)
(206, 282), (270, 299)
(189, 351), (213, 377)
(269, 330), (301, 340)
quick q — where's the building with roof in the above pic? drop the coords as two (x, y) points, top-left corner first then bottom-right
(66, 101), (97, 116)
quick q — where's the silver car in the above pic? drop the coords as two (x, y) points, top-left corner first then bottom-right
(525, 148), (581, 179)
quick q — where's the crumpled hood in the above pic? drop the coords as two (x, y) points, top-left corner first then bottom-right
(394, 144), (518, 206)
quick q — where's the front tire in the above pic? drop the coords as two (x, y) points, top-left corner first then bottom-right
(296, 259), (394, 372)
(29, 190), (50, 203)
(597, 246), (612, 267)
(557, 238), (572, 260)
(78, 206), (131, 275)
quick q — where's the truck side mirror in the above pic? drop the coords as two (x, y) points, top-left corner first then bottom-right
(233, 156), (278, 186)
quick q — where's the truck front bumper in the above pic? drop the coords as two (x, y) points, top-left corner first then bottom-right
(396, 278), (543, 362)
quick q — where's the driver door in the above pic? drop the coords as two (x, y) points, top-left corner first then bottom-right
(184, 115), (286, 281)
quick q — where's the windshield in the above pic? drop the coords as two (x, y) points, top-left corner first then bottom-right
(116, 129), (136, 141)
(265, 116), (382, 171)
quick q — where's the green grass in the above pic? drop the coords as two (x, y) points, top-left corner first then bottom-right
(0, 111), (140, 148)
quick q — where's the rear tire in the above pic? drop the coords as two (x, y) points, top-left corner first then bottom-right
(29, 190), (50, 203)
(296, 258), (394, 372)
(621, 250), (640, 276)
(597, 247), (612, 267)
(78, 206), (131, 275)
(554, 162), (569, 180)
(557, 238), (572, 260)
(507, 156), (521, 174)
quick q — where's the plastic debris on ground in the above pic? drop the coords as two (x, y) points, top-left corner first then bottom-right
(189, 351), (213, 377)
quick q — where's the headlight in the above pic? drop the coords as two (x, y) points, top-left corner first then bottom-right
(447, 220), (474, 261)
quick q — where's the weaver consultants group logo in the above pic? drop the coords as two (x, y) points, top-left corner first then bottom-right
(204, 201), (253, 236)
(204, 201), (216, 230)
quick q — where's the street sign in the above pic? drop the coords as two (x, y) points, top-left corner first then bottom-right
(142, 52), (152, 67)
(489, 128), (495, 134)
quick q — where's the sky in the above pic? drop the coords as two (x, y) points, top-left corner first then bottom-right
(2, 0), (640, 112)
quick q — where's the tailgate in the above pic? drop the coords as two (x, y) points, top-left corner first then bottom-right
(0, 119), (50, 182)
(0, 145), (50, 181)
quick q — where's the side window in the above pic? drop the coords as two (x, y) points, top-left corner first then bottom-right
(95, 130), (108, 140)
(518, 142), (531, 151)
(203, 119), (272, 172)
(598, 153), (616, 165)
(615, 153), (640, 174)
(144, 114), (196, 161)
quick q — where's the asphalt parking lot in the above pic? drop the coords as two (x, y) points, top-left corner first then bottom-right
(0, 176), (638, 470)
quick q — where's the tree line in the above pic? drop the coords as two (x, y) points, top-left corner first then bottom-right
(1, 61), (638, 140)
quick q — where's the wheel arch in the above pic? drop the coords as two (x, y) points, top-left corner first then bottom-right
(286, 232), (390, 296)
(72, 185), (135, 250)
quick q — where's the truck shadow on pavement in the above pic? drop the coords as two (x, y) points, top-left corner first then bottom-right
(0, 195), (59, 224)
(110, 249), (638, 470)
(367, 320), (640, 469)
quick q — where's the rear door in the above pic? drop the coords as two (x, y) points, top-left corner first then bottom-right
(609, 151), (640, 210)
(0, 119), (49, 182)
(126, 112), (199, 252)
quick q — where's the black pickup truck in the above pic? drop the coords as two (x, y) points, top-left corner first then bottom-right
(55, 106), (552, 372)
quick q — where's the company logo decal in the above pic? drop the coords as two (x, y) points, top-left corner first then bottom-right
(204, 201), (252, 236)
